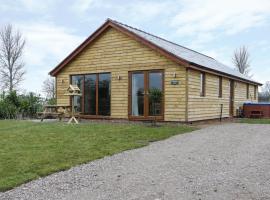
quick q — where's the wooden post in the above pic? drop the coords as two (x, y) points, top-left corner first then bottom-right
(220, 104), (223, 122)
(68, 95), (79, 124)
(65, 85), (81, 124)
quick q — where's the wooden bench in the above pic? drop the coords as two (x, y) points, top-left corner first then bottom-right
(37, 112), (63, 122)
(250, 110), (263, 118)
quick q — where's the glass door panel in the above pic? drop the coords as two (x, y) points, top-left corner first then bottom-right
(84, 74), (96, 115)
(131, 73), (144, 116)
(148, 72), (163, 116)
(71, 75), (83, 112)
(98, 73), (111, 116)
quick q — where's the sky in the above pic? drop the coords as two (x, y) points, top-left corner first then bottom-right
(0, 0), (270, 94)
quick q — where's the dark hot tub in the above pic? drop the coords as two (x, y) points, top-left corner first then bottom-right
(243, 102), (270, 118)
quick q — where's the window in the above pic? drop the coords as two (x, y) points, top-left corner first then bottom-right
(218, 76), (222, 98)
(98, 73), (111, 116)
(131, 73), (144, 116)
(149, 72), (163, 116)
(200, 72), (205, 97)
(84, 74), (96, 115)
(246, 84), (249, 99)
(71, 75), (83, 112)
(130, 70), (164, 118)
(254, 86), (257, 100)
(71, 73), (111, 116)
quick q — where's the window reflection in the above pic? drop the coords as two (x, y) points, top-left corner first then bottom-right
(132, 73), (144, 116)
(71, 73), (111, 116)
(149, 72), (162, 116)
(71, 75), (83, 112)
(84, 75), (96, 115)
(98, 74), (111, 116)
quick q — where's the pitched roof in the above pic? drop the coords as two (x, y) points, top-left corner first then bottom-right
(49, 19), (261, 85)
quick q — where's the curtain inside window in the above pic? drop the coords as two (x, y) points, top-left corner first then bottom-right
(132, 75), (139, 116)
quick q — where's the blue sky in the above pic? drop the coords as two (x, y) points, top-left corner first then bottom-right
(0, 0), (270, 94)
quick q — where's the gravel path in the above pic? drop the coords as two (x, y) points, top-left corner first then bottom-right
(1, 123), (270, 200)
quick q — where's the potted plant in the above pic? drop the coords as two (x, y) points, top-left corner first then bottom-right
(149, 88), (162, 126)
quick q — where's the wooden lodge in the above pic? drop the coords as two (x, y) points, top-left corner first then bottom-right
(49, 19), (262, 122)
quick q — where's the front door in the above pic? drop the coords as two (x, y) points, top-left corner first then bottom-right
(229, 80), (234, 116)
(129, 70), (164, 120)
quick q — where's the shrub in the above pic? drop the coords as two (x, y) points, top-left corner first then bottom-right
(0, 101), (18, 119)
(0, 91), (43, 119)
(47, 98), (56, 105)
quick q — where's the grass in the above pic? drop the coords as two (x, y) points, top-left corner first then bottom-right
(0, 120), (195, 191)
(238, 118), (270, 124)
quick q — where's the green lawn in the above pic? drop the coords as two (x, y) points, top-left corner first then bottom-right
(0, 120), (195, 191)
(239, 118), (270, 124)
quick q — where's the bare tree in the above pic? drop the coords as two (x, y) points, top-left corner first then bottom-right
(259, 81), (270, 102)
(262, 81), (270, 95)
(232, 46), (252, 77)
(42, 77), (55, 99)
(0, 24), (26, 92)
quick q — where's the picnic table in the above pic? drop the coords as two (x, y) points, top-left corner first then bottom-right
(38, 85), (82, 123)
(37, 105), (72, 122)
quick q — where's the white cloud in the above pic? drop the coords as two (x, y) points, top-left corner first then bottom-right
(250, 40), (270, 53)
(20, 0), (51, 12)
(121, 1), (174, 21)
(252, 63), (270, 84)
(170, 0), (270, 42)
(19, 22), (83, 66)
(71, 0), (175, 24)
(72, 0), (94, 13)
(15, 21), (84, 93)
(0, 0), (268, 91)
(0, 0), (54, 13)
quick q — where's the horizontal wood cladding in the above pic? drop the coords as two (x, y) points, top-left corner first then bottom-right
(188, 69), (258, 121)
(56, 27), (186, 121)
(55, 25), (258, 122)
(233, 81), (258, 116)
(188, 69), (231, 121)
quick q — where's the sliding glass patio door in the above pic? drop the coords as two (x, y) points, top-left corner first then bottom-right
(71, 73), (111, 116)
(129, 70), (164, 120)
(84, 74), (96, 115)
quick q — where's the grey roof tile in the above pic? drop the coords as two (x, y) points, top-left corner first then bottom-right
(112, 20), (260, 85)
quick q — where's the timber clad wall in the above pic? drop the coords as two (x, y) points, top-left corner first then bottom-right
(55, 26), (259, 122)
(187, 69), (258, 121)
(187, 70), (230, 121)
(234, 82), (257, 116)
(56, 27), (186, 121)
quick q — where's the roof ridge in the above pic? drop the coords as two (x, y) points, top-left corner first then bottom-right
(49, 18), (260, 84)
(110, 19), (214, 60)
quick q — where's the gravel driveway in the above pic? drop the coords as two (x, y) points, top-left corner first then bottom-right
(1, 123), (270, 200)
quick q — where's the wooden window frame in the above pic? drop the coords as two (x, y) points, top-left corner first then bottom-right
(246, 84), (249, 99)
(200, 72), (206, 97)
(218, 76), (222, 98)
(70, 75), (84, 113)
(70, 72), (111, 117)
(128, 69), (164, 121)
